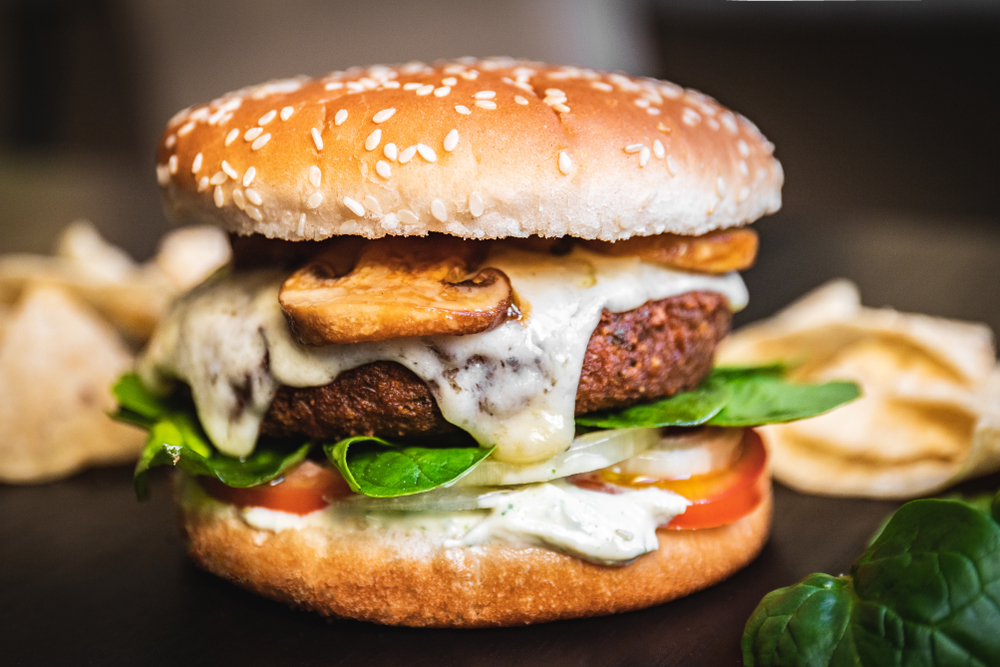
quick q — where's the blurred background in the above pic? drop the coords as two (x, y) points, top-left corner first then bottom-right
(1, 0), (998, 325)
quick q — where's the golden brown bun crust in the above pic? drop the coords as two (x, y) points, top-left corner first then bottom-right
(156, 59), (782, 242)
(178, 480), (772, 627)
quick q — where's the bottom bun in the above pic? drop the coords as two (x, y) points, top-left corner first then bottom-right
(177, 477), (772, 628)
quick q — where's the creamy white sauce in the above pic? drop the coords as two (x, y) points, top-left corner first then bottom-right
(140, 247), (747, 462)
(234, 479), (689, 565)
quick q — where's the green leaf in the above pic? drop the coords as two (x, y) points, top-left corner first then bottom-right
(114, 373), (310, 501)
(707, 375), (860, 427)
(743, 499), (1000, 667)
(324, 436), (494, 498)
(574, 377), (731, 429)
(575, 364), (860, 430)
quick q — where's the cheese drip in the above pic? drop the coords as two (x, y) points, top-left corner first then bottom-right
(139, 247), (748, 462)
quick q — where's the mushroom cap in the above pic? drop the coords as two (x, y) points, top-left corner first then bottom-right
(156, 58), (783, 242)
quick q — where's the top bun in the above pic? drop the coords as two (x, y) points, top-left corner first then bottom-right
(155, 58), (783, 242)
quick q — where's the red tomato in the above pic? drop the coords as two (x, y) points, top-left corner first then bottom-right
(200, 460), (354, 515)
(570, 429), (767, 530)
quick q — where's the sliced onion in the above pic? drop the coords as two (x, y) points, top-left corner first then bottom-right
(341, 486), (489, 513)
(454, 427), (660, 488)
(612, 427), (744, 480)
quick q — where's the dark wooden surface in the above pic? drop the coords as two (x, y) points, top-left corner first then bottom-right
(1, 214), (999, 666)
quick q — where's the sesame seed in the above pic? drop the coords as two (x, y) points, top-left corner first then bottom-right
(258, 110), (277, 125)
(168, 155), (178, 174)
(245, 188), (263, 206)
(666, 155), (679, 175)
(178, 121), (195, 137)
(399, 146), (417, 164)
(344, 196), (365, 216)
(156, 164), (170, 186)
(306, 192), (324, 209)
(417, 143), (437, 162)
(558, 150), (573, 175)
(544, 88), (564, 97)
(221, 160), (238, 179)
(461, 70), (479, 80)
(514, 96), (528, 105)
(738, 186), (750, 203)
(364, 196), (382, 215)
(708, 118), (720, 131)
(197, 176), (209, 192)
(309, 165), (321, 188)
(720, 112), (738, 134)
(243, 165), (256, 186)
(164, 134), (176, 149)
(373, 108), (396, 123)
(443, 129), (459, 152)
(365, 129), (382, 151)
(280, 106), (294, 121)
(634, 98), (650, 108)
(543, 95), (566, 105)
(416, 84), (434, 96)
(717, 177), (727, 197)
(335, 109), (348, 126)
(455, 105), (472, 115)
(657, 122), (672, 133)
(737, 140), (750, 158)
(324, 82), (344, 91)
(244, 127), (263, 142)
(403, 82), (422, 91)
(191, 153), (203, 173)
(653, 140), (665, 159)
(591, 81), (613, 92)
(382, 81), (400, 89)
(431, 199), (447, 222)
(639, 147), (650, 167)
(232, 189), (246, 210)
(434, 86), (451, 97)
(474, 91), (496, 100)
(739, 160), (749, 176)
(398, 209), (419, 225)
(757, 167), (767, 181)
(475, 100), (497, 110)
(383, 143), (398, 161)
(210, 171), (227, 185)
(442, 77), (458, 86)
(311, 128), (324, 150)
(625, 144), (643, 154)
(225, 129), (239, 146)
(346, 81), (364, 93)
(376, 160), (392, 178)
(251, 133), (271, 150)
(682, 108), (701, 126)
(214, 185), (225, 207)
(246, 205), (263, 222)
(552, 103), (570, 113)
(469, 192), (484, 217)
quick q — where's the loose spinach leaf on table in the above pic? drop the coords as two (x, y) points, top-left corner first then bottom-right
(324, 436), (494, 498)
(576, 365), (860, 430)
(113, 373), (309, 500)
(743, 498), (1000, 666)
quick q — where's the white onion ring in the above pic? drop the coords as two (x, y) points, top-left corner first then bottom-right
(611, 427), (744, 480)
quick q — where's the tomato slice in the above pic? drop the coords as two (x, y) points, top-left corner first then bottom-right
(200, 460), (354, 515)
(570, 429), (767, 530)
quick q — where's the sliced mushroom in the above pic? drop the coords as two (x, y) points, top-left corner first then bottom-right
(583, 228), (758, 274)
(279, 236), (513, 346)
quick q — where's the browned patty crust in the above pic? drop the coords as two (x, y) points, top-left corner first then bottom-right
(261, 291), (730, 442)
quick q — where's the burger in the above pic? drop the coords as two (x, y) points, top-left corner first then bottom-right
(118, 58), (852, 627)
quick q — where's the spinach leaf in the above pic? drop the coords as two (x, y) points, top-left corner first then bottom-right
(113, 373), (309, 500)
(575, 377), (731, 429)
(743, 499), (1000, 666)
(324, 436), (494, 498)
(575, 365), (860, 430)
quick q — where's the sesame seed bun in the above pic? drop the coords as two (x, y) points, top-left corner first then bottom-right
(156, 58), (783, 242)
(177, 475), (772, 628)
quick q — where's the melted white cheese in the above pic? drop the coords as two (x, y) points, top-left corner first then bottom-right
(139, 247), (747, 462)
(233, 479), (689, 565)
